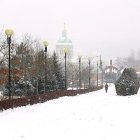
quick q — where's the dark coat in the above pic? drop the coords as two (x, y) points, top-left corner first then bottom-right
(105, 84), (108, 93)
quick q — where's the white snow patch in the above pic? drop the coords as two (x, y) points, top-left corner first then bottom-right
(0, 84), (140, 140)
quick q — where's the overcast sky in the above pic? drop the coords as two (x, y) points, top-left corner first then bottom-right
(1, 0), (140, 61)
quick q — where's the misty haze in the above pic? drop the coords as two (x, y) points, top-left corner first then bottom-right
(0, 0), (140, 61)
(0, 1), (140, 140)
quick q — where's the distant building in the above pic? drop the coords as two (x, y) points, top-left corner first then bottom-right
(56, 24), (73, 60)
(104, 60), (120, 83)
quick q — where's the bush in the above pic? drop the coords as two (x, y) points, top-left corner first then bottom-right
(115, 68), (139, 96)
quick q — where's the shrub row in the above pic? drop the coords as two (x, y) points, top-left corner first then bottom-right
(0, 86), (103, 111)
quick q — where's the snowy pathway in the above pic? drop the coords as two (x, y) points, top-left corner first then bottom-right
(0, 84), (140, 140)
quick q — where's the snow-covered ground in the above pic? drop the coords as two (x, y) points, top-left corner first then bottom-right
(0, 84), (140, 140)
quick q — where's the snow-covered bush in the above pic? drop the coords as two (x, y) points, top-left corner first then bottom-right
(115, 68), (139, 96)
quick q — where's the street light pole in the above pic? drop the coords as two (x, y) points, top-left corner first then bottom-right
(43, 41), (48, 94)
(88, 58), (91, 89)
(79, 56), (81, 89)
(100, 56), (103, 87)
(64, 51), (67, 90)
(5, 29), (13, 100)
(102, 65), (103, 86)
(64, 48), (68, 90)
(97, 61), (98, 87)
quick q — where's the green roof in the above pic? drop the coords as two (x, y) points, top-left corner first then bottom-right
(57, 36), (72, 44)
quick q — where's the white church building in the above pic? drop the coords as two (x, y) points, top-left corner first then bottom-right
(56, 24), (73, 60)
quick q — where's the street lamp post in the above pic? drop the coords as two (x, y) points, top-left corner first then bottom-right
(5, 29), (14, 100)
(79, 56), (81, 89)
(43, 41), (48, 93)
(100, 56), (103, 86)
(64, 48), (68, 90)
(97, 61), (99, 87)
(88, 58), (91, 89)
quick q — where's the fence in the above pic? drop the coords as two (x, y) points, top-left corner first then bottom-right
(0, 86), (103, 111)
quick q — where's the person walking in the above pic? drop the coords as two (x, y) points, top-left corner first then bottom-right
(105, 83), (108, 93)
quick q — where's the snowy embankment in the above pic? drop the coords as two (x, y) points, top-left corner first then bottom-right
(0, 84), (140, 140)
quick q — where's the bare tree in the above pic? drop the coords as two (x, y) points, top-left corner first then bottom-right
(115, 49), (140, 69)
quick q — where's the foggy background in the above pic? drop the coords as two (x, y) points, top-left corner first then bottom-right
(0, 0), (140, 61)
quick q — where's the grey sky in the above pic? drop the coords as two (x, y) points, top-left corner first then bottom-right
(0, 0), (140, 61)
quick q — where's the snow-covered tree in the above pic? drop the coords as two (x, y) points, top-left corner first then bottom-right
(115, 68), (139, 96)
(50, 52), (65, 90)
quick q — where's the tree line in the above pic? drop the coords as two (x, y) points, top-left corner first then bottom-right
(0, 34), (95, 96)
